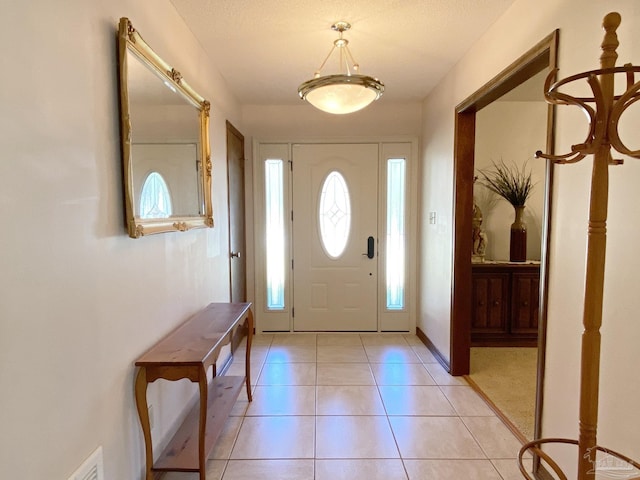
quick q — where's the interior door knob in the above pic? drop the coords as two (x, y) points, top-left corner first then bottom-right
(230, 251), (241, 258)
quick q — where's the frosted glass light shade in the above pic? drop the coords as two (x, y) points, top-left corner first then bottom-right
(298, 74), (384, 114)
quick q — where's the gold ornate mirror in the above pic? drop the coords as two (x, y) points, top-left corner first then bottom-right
(117, 17), (213, 238)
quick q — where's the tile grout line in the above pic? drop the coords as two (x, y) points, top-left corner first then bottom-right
(314, 335), (318, 480)
(221, 334), (523, 479)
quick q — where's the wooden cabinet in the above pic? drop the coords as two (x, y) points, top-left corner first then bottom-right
(471, 262), (540, 346)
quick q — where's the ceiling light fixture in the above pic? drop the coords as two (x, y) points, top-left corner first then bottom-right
(298, 21), (384, 115)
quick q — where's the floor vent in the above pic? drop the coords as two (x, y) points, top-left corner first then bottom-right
(68, 446), (104, 480)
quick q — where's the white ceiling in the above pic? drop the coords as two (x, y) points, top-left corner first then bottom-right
(169, 0), (518, 106)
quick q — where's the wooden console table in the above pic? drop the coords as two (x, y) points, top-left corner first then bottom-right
(134, 302), (253, 480)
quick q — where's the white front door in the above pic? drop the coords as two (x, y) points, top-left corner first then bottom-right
(292, 144), (379, 331)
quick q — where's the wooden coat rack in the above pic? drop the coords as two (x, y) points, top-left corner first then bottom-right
(518, 12), (640, 480)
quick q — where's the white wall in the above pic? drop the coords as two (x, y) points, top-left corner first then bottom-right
(419, 0), (640, 475)
(0, 1), (242, 479)
(475, 101), (548, 261)
(242, 101), (422, 140)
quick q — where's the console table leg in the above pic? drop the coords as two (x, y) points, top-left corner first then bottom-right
(134, 368), (154, 480)
(198, 367), (208, 480)
(245, 309), (253, 402)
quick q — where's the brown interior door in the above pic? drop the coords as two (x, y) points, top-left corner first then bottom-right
(226, 121), (246, 302)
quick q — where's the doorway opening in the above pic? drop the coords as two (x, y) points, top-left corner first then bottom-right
(450, 30), (558, 448)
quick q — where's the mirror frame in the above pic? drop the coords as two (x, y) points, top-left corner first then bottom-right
(117, 17), (213, 238)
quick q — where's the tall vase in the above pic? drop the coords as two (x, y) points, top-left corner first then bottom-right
(510, 205), (527, 262)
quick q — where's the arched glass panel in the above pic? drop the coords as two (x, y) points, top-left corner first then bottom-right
(139, 172), (172, 219)
(319, 171), (351, 258)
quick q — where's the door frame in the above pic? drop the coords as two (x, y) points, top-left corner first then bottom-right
(252, 138), (419, 333)
(450, 30), (558, 446)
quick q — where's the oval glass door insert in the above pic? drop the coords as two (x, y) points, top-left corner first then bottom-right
(318, 171), (351, 258)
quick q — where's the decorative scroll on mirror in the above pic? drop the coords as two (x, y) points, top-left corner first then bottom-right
(117, 17), (213, 238)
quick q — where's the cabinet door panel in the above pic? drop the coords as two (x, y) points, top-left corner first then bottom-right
(511, 273), (540, 334)
(471, 273), (509, 333)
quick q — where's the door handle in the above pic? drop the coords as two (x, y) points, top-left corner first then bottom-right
(230, 251), (241, 258)
(362, 236), (375, 259)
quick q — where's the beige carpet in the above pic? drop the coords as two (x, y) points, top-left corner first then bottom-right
(469, 347), (537, 440)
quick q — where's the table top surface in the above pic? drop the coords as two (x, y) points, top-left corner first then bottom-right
(472, 261), (541, 270)
(135, 302), (252, 367)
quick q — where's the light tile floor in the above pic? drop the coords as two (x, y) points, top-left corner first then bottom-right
(164, 334), (533, 480)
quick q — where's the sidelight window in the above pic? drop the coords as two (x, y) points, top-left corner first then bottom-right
(386, 158), (406, 310)
(264, 159), (285, 310)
